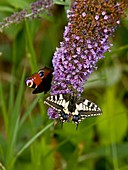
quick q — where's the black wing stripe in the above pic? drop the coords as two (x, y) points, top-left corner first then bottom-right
(44, 99), (63, 111)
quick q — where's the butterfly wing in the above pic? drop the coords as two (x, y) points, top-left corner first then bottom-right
(44, 94), (102, 129)
(44, 94), (72, 122)
(42, 68), (53, 94)
(44, 94), (70, 111)
(74, 97), (102, 121)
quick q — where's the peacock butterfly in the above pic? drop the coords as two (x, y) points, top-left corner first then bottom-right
(25, 67), (53, 94)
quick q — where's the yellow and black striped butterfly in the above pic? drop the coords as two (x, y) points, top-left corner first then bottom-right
(44, 93), (102, 129)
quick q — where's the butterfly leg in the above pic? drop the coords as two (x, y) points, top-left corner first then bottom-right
(75, 123), (79, 130)
(60, 121), (63, 128)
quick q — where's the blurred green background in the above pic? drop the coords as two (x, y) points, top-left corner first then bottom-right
(0, 0), (128, 170)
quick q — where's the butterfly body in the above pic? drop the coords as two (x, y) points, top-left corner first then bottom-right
(25, 67), (53, 94)
(44, 93), (102, 128)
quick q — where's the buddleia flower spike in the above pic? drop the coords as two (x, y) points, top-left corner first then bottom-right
(44, 0), (127, 128)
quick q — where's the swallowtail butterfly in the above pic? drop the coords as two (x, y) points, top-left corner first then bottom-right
(44, 93), (102, 129)
(25, 67), (53, 94)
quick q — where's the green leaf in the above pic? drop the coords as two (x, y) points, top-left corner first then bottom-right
(12, 122), (54, 164)
(4, 0), (30, 9)
(97, 86), (128, 145)
(6, 69), (26, 170)
(0, 6), (14, 12)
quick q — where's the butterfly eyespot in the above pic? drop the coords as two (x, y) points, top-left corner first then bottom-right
(26, 80), (33, 87)
(38, 71), (44, 78)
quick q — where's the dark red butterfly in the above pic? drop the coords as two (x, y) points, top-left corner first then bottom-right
(25, 67), (53, 94)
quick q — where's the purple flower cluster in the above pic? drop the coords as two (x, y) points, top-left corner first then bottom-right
(48, 0), (127, 119)
(30, 0), (53, 17)
(0, 0), (53, 31)
(51, 0), (127, 95)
